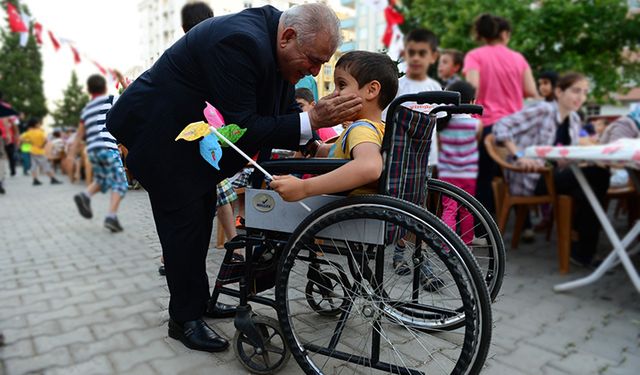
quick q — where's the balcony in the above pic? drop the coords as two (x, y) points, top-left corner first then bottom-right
(340, 18), (355, 30)
(339, 41), (356, 53)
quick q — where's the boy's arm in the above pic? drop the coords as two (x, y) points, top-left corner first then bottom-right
(270, 142), (382, 201)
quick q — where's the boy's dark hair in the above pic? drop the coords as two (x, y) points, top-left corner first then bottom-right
(27, 117), (41, 128)
(295, 88), (315, 103)
(87, 75), (107, 95)
(404, 28), (439, 52)
(538, 70), (558, 87)
(52, 130), (62, 138)
(181, 2), (213, 33)
(474, 13), (511, 42)
(445, 80), (476, 104)
(441, 49), (464, 67)
(335, 51), (399, 110)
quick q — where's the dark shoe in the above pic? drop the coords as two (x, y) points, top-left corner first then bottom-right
(33, 179), (42, 186)
(521, 229), (536, 244)
(203, 302), (237, 319)
(393, 260), (411, 276)
(158, 265), (166, 276)
(74, 193), (92, 219)
(570, 246), (594, 268)
(0, 184), (5, 194)
(422, 276), (446, 292)
(104, 217), (124, 232)
(50, 178), (62, 185)
(168, 319), (229, 352)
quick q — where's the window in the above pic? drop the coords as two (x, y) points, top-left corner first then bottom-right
(324, 65), (332, 77)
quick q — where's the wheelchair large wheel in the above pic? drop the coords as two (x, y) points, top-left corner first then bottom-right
(275, 195), (491, 375)
(426, 178), (506, 301)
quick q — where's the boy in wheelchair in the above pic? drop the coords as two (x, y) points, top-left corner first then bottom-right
(270, 50), (445, 291)
(270, 50), (396, 200)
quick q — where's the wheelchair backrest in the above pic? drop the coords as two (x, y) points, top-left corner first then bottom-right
(379, 91), (461, 206)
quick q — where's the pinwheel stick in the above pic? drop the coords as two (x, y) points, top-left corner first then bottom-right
(209, 126), (312, 212)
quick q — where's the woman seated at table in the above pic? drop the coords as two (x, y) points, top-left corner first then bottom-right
(493, 72), (610, 267)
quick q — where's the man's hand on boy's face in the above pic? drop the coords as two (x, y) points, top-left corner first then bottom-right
(270, 175), (307, 202)
(309, 91), (362, 130)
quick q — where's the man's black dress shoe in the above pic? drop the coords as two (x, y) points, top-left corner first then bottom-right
(168, 319), (229, 352)
(203, 302), (237, 319)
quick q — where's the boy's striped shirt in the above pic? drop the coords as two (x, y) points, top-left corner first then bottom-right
(80, 95), (118, 151)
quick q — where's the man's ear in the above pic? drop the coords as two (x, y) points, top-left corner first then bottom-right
(280, 27), (296, 48)
(366, 80), (381, 100)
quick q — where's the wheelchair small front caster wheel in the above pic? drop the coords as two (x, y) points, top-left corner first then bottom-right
(305, 271), (348, 316)
(232, 315), (290, 374)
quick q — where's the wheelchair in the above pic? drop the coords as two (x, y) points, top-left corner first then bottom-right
(208, 92), (495, 374)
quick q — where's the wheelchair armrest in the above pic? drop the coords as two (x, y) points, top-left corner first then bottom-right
(261, 158), (350, 175)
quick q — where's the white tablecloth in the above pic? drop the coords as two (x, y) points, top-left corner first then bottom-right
(524, 138), (640, 168)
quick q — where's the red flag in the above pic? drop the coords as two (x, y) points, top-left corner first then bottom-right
(33, 22), (43, 44)
(7, 3), (28, 33)
(70, 45), (81, 64)
(48, 30), (60, 51)
(93, 60), (107, 75)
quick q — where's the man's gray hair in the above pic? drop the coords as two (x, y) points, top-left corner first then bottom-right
(281, 3), (342, 51)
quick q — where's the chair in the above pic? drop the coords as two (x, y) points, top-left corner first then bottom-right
(484, 134), (571, 273)
(605, 181), (638, 229)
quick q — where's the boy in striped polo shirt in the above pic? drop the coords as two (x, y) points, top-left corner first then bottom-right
(68, 74), (128, 232)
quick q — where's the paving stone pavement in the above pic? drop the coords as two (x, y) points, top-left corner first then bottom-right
(1, 172), (639, 374)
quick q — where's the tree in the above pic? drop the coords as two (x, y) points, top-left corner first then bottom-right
(51, 71), (88, 128)
(403, 0), (640, 101)
(0, 0), (47, 117)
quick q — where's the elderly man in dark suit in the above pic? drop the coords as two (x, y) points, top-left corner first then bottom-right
(107, 3), (361, 352)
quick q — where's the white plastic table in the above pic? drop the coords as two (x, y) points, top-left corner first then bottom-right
(525, 138), (640, 293)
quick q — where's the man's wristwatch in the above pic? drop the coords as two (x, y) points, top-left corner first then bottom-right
(301, 139), (321, 157)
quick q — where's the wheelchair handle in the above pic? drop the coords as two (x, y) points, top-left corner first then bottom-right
(385, 91), (460, 126)
(430, 104), (483, 116)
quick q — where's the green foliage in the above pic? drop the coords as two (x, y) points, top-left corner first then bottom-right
(0, 0), (47, 117)
(403, 0), (640, 101)
(51, 71), (89, 128)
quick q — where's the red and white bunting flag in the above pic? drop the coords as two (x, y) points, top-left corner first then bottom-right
(19, 12), (31, 47)
(48, 30), (60, 51)
(7, 3), (28, 33)
(70, 45), (81, 64)
(93, 60), (107, 75)
(33, 22), (43, 44)
(382, 2), (404, 47)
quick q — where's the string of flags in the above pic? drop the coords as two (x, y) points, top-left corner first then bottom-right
(4, 1), (123, 86)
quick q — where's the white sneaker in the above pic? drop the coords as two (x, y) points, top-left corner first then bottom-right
(471, 237), (488, 246)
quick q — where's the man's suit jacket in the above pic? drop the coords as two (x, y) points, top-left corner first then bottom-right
(107, 6), (301, 209)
